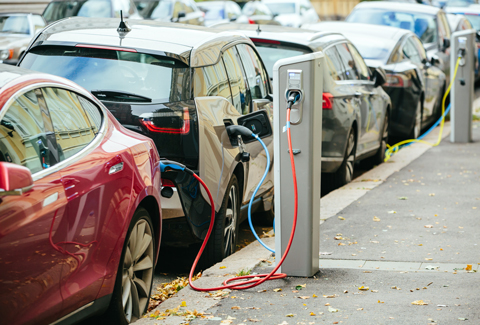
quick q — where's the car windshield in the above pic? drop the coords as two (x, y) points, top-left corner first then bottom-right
(21, 46), (191, 103)
(43, 0), (111, 23)
(464, 14), (480, 30)
(0, 15), (30, 34)
(254, 43), (309, 77)
(347, 9), (437, 44)
(265, 2), (296, 15)
(199, 5), (225, 20)
(149, 1), (173, 19)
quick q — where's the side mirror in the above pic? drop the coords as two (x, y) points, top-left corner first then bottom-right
(443, 38), (451, 51)
(0, 162), (33, 197)
(430, 54), (441, 67)
(230, 16), (237, 22)
(373, 67), (386, 87)
(177, 11), (187, 19)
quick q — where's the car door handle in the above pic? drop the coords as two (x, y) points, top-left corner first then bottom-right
(43, 192), (59, 207)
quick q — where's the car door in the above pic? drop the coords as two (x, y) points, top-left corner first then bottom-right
(40, 87), (136, 316)
(0, 89), (68, 325)
(223, 46), (273, 204)
(336, 42), (378, 154)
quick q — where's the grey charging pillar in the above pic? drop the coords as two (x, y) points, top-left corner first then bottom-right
(273, 52), (324, 277)
(450, 29), (475, 143)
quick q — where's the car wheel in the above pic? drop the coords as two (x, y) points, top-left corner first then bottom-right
(370, 112), (389, 166)
(410, 100), (422, 139)
(330, 129), (356, 188)
(435, 83), (446, 120)
(102, 207), (155, 324)
(204, 175), (240, 267)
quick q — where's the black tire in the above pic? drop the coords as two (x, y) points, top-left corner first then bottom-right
(370, 112), (389, 166)
(328, 128), (356, 189)
(410, 100), (422, 139)
(203, 174), (240, 267)
(101, 207), (155, 325)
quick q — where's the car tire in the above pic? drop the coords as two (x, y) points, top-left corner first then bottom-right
(410, 100), (422, 139)
(329, 128), (356, 189)
(368, 112), (389, 167)
(203, 174), (240, 267)
(101, 207), (155, 325)
(434, 83), (446, 121)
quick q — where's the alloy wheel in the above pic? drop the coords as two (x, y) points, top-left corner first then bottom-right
(345, 131), (355, 183)
(223, 184), (238, 257)
(122, 218), (154, 322)
(413, 101), (422, 139)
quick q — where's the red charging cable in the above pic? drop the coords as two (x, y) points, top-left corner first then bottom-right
(188, 108), (298, 291)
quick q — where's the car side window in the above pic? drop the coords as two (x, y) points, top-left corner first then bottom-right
(193, 60), (232, 103)
(222, 47), (251, 115)
(403, 38), (422, 65)
(0, 90), (56, 173)
(41, 88), (96, 161)
(236, 44), (268, 99)
(78, 96), (103, 133)
(347, 43), (370, 81)
(336, 43), (359, 81)
(411, 36), (427, 62)
(324, 46), (345, 81)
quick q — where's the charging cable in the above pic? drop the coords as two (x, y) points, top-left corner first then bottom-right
(385, 56), (462, 161)
(160, 94), (300, 292)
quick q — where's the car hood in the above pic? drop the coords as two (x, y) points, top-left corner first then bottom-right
(274, 14), (302, 27)
(0, 34), (31, 49)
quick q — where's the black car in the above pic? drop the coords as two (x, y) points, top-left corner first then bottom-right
(346, 1), (452, 84)
(305, 22), (447, 139)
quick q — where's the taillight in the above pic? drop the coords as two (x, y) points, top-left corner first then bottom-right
(251, 38), (281, 45)
(162, 178), (175, 187)
(139, 107), (190, 134)
(248, 18), (255, 24)
(384, 74), (411, 88)
(322, 93), (333, 110)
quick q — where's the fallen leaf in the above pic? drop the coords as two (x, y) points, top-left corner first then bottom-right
(312, 294), (318, 298)
(424, 225), (433, 228)
(338, 243), (346, 246)
(338, 216), (345, 220)
(248, 319), (261, 322)
(231, 306), (241, 310)
(371, 290), (379, 293)
(299, 296), (310, 299)
(328, 306), (339, 313)
(466, 265), (472, 271)
(398, 197), (408, 200)
(257, 289), (266, 293)
(373, 216), (381, 222)
(325, 303), (330, 306)
(357, 308), (363, 310)
(219, 266), (226, 269)
(309, 312), (316, 316)
(429, 193), (435, 196)
(458, 318), (468, 321)
(285, 313), (295, 317)
(334, 236), (344, 240)
(425, 258), (433, 261)
(344, 290), (348, 294)
(220, 320), (233, 324)
(388, 210), (397, 214)
(180, 301), (187, 307)
(323, 295), (336, 298)
(273, 288), (282, 292)
(411, 300), (428, 305)
(358, 286), (369, 291)
(378, 300), (384, 303)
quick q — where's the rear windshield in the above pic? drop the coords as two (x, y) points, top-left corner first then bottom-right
(43, 0), (111, 23)
(347, 9), (437, 44)
(349, 36), (395, 62)
(21, 46), (191, 103)
(254, 43), (310, 78)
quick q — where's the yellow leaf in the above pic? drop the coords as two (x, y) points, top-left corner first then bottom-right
(231, 306), (241, 310)
(219, 266), (226, 269)
(358, 286), (369, 291)
(378, 300), (384, 303)
(180, 301), (187, 307)
(312, 294), (318, 298)
(286, 313), (295, 317)
(466, 264), (473, 271)
(273, 288), (282, 292)
(357, 308), (363, 311)
(338, 243), (346, 246)
(338, 216), (345, 220)
(310, 312), (316, 316)
(411, 300), (428, 305)
(373, 216), (381, 222)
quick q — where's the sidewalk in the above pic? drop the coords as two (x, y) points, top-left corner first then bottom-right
(137, 122), (480, 325)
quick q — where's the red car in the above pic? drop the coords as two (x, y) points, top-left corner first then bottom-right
(0, 64), (162, 324)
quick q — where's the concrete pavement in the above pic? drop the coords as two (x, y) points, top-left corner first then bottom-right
(135, 121), (480, 325)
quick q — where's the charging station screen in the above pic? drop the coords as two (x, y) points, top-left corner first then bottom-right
(289, 72), (300, 80)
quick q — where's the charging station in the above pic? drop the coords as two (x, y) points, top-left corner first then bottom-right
(273, 52), (324, 277)
(450, 30), (476, 143)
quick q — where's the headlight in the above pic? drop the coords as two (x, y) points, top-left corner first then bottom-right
(0, 49), (13, 60)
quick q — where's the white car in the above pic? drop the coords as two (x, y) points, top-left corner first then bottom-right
(262, 0), (319, 27)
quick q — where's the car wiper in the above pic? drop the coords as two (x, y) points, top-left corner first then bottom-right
(91, 90), (152, 103)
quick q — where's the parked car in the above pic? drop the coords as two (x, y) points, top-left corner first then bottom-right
(305, 22), (447, 139)
(346, 1), (452, 83)
(216, 23), (391, 187)
(262, 0), (319, 27)
(241, 1), (282, 25)
(0, 13), (46, 65)
(19, 17), (274, 266)
(197, 0), (244, 26)
(433, 0), (477, 8)
(134, 0), (205, 25)
(445, 4), (480, 31)
(42, 0), (143, 24)
(0, 64), (162, 324)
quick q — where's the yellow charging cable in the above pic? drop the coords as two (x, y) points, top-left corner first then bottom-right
(384, 56), (462, 162)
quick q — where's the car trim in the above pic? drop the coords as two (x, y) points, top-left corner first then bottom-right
(0, 81), (108, 183)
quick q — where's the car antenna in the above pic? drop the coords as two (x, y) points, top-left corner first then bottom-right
(256, 24), (262, 35)
(117, 10), (131, 43)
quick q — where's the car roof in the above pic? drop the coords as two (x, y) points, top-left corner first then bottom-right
(353, 1), (442, 15)
(446, 4), (480, 13)
(214, 23), (345, 50)
(31, 17), (253, 67)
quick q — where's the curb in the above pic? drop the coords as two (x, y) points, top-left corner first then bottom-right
(135, 122), (451, 325)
